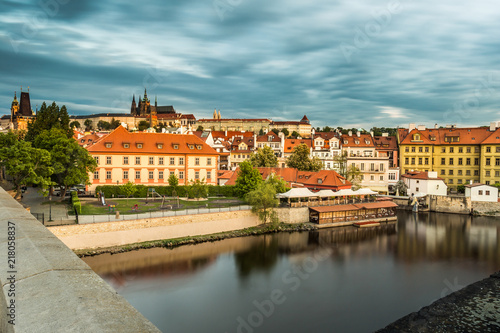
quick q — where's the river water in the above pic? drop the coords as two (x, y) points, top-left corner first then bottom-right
(83, 211), (500, 333)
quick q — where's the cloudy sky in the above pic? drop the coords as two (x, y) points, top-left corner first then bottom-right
(1, 0), (500, 129)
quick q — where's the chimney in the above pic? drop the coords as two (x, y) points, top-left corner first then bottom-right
(434, 123), (438, 129)
(409, 123), (416, 130)
(382, 133), (388, 137)
(356, 131), (360, 137)
(370, 131), (374, 137)
(490, 122), (497, 131)
(417, 125), (426, 131)
(225, 130), (227, 137)
(348, 130), (352, 136)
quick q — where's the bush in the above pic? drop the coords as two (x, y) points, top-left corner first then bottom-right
(94, 185), (236, 198)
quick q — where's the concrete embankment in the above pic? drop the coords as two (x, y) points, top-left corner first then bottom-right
(377, 271), (500, 332)
(49, 210), (260, 250)
(0, 188), (160, 332)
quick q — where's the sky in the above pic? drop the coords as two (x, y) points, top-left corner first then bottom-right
(1, 0), (500, 129)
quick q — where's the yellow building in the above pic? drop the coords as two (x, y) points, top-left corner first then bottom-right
(269, 115), (313, 137)
(86, 126), (219, 191)
(399, 124), (500, 190)
(480, 128), (500, 185)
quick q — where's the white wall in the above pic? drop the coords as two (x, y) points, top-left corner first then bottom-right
(465, 186), (498, 202)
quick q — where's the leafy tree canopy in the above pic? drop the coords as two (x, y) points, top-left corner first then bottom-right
(97, 120), (111, 131)
(249, 146), (278, 168)
(235, 161), (262, 197)
(84, 119), (93, 131)
(26, 101), (72, 142)
(168, 173), (179, 187)
(346, 164), (362, 190)
(281, 128), (289, 136)
(245, 182), (279, 225)
(291, 131), (300, 138)
(70, 121), (81, 129)
(196, 125), (204, 131)
(286, 144), (322, 172)
(265, 173), (289, 194)
(138, 120), (150, 131)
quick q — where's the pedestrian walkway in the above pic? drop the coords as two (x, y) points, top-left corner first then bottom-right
(21, 187), (75, 224)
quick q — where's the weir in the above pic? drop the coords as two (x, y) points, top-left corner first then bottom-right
(0, 188), (160, 332)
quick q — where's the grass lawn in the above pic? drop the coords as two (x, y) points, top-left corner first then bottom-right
(76, 197), (245, 215)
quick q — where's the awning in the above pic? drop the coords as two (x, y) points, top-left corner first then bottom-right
(354, 188), (378, 195)
(315, 190), (336, 197)
(277, 188), (318, 198)
(356, 201), (398, 209)
(309, 204), (360, 213)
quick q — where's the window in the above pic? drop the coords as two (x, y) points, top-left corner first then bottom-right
(478, 190), (483, 195)
(123, 171), (128, 179)
(370, 175), (374, 181)
(123, 143), (130, 149)
(94, 156), (99, 164)
(380, 163), (384, 171)
(106, 156), (111, 165)
(449, 147), (454, 153)
(105, 143), (112, 148)
(486, 147), (491, 153)
(380, 176), (384, 181)
(458, 158), (463, 165)
(441, 158), (446, 165)
(416, 187), (419, 192)
(496, 158), (500, 166)
(106, 171), (111, 179)
(458, 170), (462, 175)
(179, 171), (184, 179)
(474, 158), (479, 166)
(486, 190), (490, 195)
(458, 147), (463, 153)
(370, 163), (375, 171)
(496, 171), (500, 177)
(159, 157), (164, 165)
(405, 158), (409, 165)
(123, 156), (129, 165)
(449, 170), (453, 175)
(149, 157), (154, 165)
(486, 170), (491, 177)
(389, 173), (396, 180)
(441, 170), (445, 175)
(466, 170), (471, 176)
(418, 158), (422, 165)
(411, 158), (415, 165)
(457, 179), (462, 184)
(196, 145), (202, 150)
(475, 147), (479, 153)
(418, 147), (423, 153)
(135, 171), (141, 179)
(137, 143), (143, 149)
(195, 158), (200, 166)
(474, 170), (479, 176)
(466, 158), (471, 165)
(441, 147), (446, 153)
(411, 147), (416, 153)
(173, 144), (179, 150)
(93, 171), (99, 179)
(497, 147), (500, 153)
(424, 147), (429, 153)
(449, 158), (453, 165)
(486, 158), (491, 166)
(466, 147), (471, 153)
(195, 171), (200, 179)
(170, 157), (175, 165)
(135, 157), (141, 165)
(157, 144), (163, 149)
(425, 158), (429, 165)
(179, 157), (184, 165)
(207, 158), (212, 166)
(449, 179), (453, 184)
(169, 171), (174, 177)
(207, 171), (211, 179)
(405, 147), (409, 152)
(148, 171), (154, 179)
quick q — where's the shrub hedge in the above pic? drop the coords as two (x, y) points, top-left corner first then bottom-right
(95, 185), (237, 198)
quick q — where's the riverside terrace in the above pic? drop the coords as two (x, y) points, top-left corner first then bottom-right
(276, 188), (398, 226)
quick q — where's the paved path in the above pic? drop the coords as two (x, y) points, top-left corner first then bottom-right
(21, 187), (74, 223)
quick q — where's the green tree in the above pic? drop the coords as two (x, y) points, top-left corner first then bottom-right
(122, 181), (137, 201)
(291, 131), (300, 138)
(346, 165), (362, 190)
(457, 184), (465, 194)
(334, 151), (348, 178)
(265, 173), (289, 194)
(258, 128), (265, 136)
(394, 180), (408, 196)
(245, 182), (279, 225)
(26, 102), (72, 142)
(97, 120), (111, 131)
(34, 128), (97, 200)
(281, 128), (289, 136)
(138, 120), (149, 131)
(110, 118), (121, 129)
(235, 161), (262, 197)
(248, 146), (278, 167)
(271, 128), (280, 135)
(0, 138), (53, 199)
(190, 178), (209, 199)
(168, 173), (179, 187)
(321, 126), (332, 132)
(196, 125), (204, 131)
(286, 144), (322, 172)
(84, 119), (93, 131)
(70, 121), (81, 129)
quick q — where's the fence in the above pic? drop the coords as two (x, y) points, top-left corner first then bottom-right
(31, 212), (45, 225)
(78, 205), (252, 224)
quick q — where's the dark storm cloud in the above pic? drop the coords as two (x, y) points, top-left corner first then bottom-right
(1, 0), (500, 128)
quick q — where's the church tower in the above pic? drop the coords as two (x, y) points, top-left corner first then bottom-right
(130, 95), (137, 115)
(11, 91), (19, 119)
(213, 109), (217, 119)
(218, 110), (221, 120)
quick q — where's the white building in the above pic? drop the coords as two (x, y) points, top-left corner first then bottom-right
(402, 171), (447, 196)
(465, 184), (499, 202)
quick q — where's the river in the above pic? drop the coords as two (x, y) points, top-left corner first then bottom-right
(83, 211), (500, 333)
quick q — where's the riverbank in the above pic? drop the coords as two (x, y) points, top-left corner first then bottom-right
(377, 271), (500, 332)
(75, 223), (317, 257)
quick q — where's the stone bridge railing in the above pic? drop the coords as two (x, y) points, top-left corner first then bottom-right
(0, 188), (160, 332)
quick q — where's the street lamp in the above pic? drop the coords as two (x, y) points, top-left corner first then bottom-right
(49, 195), (52, 222)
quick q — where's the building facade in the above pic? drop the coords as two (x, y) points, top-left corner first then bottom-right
(402, 170), (447, 196)
(86, 126), (219, 191)
(269, 115), (313, 137)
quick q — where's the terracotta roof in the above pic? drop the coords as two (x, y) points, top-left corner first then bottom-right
(211, 131), (254, 141)
(464, 183), (496, 188)
(225, 167), (351, 190)
(481, 128), (500, 144)
(180, 114), (196, 119)
(284, 139), (312, 153)
(401, 171), (444, 181)
(256, 132), (281, 142)
(198, 118), (271, 122)
(373, 136), (398, 149)
(397, 128), (409, 143)
(309, 201), (397, 213)
(400, 127), (494, 145)
(156, 113), (181, 120)
(77, 134), (100, 147)
(300, 115), (310, 123)
(341, 134), (375, 147)
(86, 126), (219, 155)
(218, 171), (234, 179)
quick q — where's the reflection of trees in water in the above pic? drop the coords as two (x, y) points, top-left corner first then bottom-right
(234, 235), (280, 278)
(396, 212), (500, 267)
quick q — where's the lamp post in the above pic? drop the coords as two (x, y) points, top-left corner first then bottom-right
(49, 195), (52, 222)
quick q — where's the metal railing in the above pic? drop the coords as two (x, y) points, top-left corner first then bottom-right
(31, 212), (45, 225)
(78, 205), (252, 224)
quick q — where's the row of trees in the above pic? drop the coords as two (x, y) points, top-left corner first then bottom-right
(0, 102), (97, 199)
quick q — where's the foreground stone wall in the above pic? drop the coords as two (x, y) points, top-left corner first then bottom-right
(472, 201), (500, 216)
(0, 188), (160, 332)
(428, 195), (471, 214)
(275, 207), (309, 224)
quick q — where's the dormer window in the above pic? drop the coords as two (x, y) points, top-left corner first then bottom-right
(343, 140), (348, 144)
(136, 143), (143, 149)
(355, 140), (360, 145)
(172, 143), (179, 149)
(317, 179), (323, 184)
(364, 139), (370, 144)
(157, 143), (163, 149)
(123, 143), (130, 148)
(189, 144), (194, 149)
(105, 142), (112, 148)
(196, 145), (202, 150)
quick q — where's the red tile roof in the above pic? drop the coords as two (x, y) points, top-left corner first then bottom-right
(284, 139), (312, 153)
(481, 128), (500, 144)
(198, 118), (271, 122)
(400, 127), (494, 145)
(86, 125), (219, 155)
(341, 134), (375, 147)
(211, 131), (254, 141)
(256, 132), (281, 143)
(373, 136), (398, 150)
(401, 171), (444, 181)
